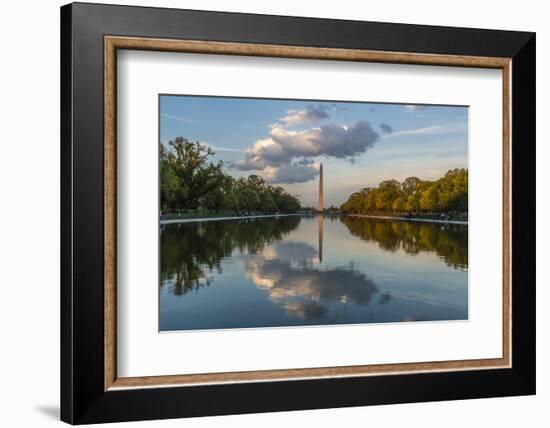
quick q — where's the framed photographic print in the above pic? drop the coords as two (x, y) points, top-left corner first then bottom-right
(60, 2), (536, 424)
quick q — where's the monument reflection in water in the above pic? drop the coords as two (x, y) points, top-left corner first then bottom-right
(160, 216), (468, 331)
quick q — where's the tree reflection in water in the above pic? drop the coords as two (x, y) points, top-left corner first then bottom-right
(161, 215), (468, 326)
(340, 216), (468, 270)
(160, 216), (300, 295)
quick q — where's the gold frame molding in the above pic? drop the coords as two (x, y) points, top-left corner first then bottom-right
(104, 35), (512, 391)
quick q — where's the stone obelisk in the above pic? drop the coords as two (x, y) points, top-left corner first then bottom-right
(318, 163), (324, 212)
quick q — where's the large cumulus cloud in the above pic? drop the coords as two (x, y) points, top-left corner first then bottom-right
(231, 102), (384, 184)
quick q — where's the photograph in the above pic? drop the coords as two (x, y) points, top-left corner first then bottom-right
(159, 95), (469, 331)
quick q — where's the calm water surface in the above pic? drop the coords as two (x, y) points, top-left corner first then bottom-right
(160, 215), (468, 331)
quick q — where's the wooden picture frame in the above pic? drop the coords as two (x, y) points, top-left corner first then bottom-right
(61, 2), (535, 424)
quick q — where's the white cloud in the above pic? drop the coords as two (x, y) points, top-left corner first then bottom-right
(234, 120), (380, 175)
(277, 104), (330, 128)
(232, 103), (386, 184)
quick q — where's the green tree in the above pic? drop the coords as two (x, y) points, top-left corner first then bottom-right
(159, 137), (302, 216)
(406, 193), (420, 212)
(237, 182), (260, 212)
(160, 145), (180, 212)
(277, 193), (301, 212)
(375, 180), (402, 212)
(259, 191), (277, 212)
(392, 196), (406, 213)
(221, 176), (240, 212)
(420, 185), (440, 212)
(402, 176), (422, 195)
(164, 138), (224, 210)
(340, 169), (468, 215)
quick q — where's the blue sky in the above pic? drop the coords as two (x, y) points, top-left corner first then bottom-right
(160, 95), (468, 207)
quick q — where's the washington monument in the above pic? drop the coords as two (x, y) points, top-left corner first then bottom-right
(318, 163), (324, 212)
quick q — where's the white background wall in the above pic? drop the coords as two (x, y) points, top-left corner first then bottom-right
(0, 0), (546, 427)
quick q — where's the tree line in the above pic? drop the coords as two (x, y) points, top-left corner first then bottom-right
(161, 137), (301, 215)
(340, 168), (468, 215)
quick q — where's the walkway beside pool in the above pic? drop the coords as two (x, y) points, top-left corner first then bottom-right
(160, 213), (306, 225)
(348, 214), (468, 225)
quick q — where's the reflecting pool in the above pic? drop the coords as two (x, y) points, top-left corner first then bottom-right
(160, 215), (468, 331)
